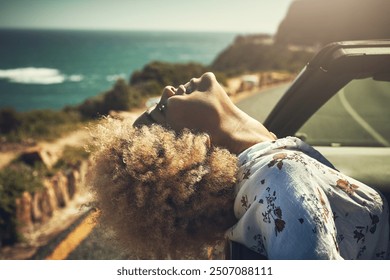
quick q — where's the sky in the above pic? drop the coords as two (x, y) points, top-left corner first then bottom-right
(0, 0), (294, 34)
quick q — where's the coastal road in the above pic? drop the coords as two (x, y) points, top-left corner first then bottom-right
(239, 80), (390, 147)
(236, 83), (290, 123)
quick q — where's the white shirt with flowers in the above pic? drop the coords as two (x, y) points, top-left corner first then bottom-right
(228, 137), (389, 259)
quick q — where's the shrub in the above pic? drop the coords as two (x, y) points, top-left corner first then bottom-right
(131, 61), (213, 87)
(211, 41), (314, 75)
(76, 94), (106, 120)
(53, 145), (90, 170)
(0, 108), (21, 134)
(0, 108), (83, 142)
(103, 79), (142, 112)
(78, 78), (143, 119)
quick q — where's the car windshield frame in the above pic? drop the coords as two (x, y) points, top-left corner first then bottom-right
(263, 40), (390, 139)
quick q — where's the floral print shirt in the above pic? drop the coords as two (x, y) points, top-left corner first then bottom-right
(228, 137), (390, 259)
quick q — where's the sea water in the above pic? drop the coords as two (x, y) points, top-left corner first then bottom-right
(0, 29), (237, 111)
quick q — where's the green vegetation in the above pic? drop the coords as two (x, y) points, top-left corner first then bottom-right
(0, 161), (45, 244)
(0, 107), (83, 142)
(210, 36), (314, 75)
(130, 61), (226, 87)
(77, 78), (143, 119)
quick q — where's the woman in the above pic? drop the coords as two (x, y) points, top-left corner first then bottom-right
(88, 72), (389, 259)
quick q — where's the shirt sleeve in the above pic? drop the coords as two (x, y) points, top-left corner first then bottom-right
(229, 152), (343, 260)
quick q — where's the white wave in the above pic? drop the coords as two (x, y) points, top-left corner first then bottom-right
(68, 74), (84, 82)
(0, 67), (65, 84)
(0, 67), (84, 85)
(106, 73), (126, 82)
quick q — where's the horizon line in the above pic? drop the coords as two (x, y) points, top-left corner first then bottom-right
(0, 26), (275, 35)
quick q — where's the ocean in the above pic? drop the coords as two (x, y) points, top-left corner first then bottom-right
(0, 29), (237, 112)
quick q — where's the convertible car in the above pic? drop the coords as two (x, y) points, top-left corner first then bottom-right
(231, 39), (390, 259)
(264, 40), (390, 203)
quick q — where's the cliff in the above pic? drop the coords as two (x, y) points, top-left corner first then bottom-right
(210, 34), (314, 74)
(275, 0), (390, 46)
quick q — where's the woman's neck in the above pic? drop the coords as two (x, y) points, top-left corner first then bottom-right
(213, 107), (276, 154)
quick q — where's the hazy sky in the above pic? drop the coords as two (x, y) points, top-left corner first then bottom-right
(0, 0), (293, 33)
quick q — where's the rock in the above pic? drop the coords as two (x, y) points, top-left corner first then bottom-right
(275, 0), (390, 46)
(66, 168), (80, 199)
(51, 173), (70, 208)
(42, 179), (58, 215)
(31, 192), (43, 223)
(8, 153), (90, 249)
(78, 160), (88, 187)
(15, 192), (33, 233)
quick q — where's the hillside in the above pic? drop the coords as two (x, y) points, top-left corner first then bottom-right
(275, 0), (390, 46)
(210, 34), (314, 75)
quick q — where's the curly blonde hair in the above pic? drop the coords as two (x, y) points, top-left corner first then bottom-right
(87, 117), (238, 259)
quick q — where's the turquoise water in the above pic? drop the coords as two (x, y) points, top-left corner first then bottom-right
(0, 29), (237, 111)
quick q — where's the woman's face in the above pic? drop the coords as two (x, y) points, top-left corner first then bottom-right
(134, 72), (234, 134)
